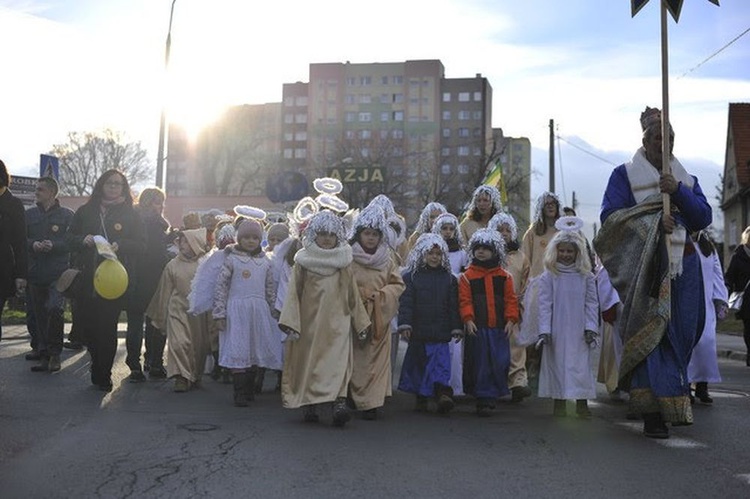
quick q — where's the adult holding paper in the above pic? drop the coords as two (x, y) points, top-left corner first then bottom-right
(68, 170), (145, 391)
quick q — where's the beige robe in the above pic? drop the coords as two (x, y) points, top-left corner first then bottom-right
(146, 254), (210, 383)
(350, 257), (405, 410)
(459, 218), (487, 245)
(279, 264), (370, 408)
(505, 249), (531, 389)
(521, 225), (558, 279)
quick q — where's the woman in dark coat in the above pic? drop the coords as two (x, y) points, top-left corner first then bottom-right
(725, 226), (750, 366)
(0, 159), (27, 341)
(68, 170), (145, 391)
(125, 187), (172, 381)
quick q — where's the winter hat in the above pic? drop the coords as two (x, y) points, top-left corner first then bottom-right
(405, 233), (450, 273)
(182, 212), (202, 230)
(488, 212), (518, 241)
(267, 223), (290, 241)
(236, 219), (263, 240)
(468, 228), (506, 264)
(303, 210), (347, 248)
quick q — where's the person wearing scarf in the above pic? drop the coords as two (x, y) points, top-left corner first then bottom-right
(595, 107), (712, 438)
(348, 206), (405, 420)
(68, 170), (146, 392)
(279, 211), (370, 427)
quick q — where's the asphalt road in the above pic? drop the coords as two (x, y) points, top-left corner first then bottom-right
(1, 325), (750, 498)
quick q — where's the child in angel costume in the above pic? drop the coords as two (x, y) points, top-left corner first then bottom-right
(488, 212), (532, 402)
(430, 212), (468, 397)
(398, 233), (463, 413)
(406, 202), (447, 252)
(145, 228), (211, 392)
(278, 210), (370, 427)
(459, 228), (520, 417)
(532, 217), (599, 418)
(348, 205), (405, 420)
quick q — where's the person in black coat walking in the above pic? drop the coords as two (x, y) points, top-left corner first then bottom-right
(725, 226), (750, 366)
(68, 170), (145, 391)
(0, 159), (27, 341)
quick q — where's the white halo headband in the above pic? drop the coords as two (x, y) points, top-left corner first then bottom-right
(555, 216), (584, 232)
(233, 205), (267, 220)
(292, 196), (319, 222)
(313, 177), (343, 195)
(316, 194), (349, 213)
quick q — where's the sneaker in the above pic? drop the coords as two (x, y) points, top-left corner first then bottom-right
(48, 355), (61, 372)
(173, 376), (190, 393)
(332, 398), (351, 427)
(148, 366), (167, 379)
(63, 341), (83, 351)
(511, 385), (532, 403)
(436, 394), (455, 414)
(25, 350), (41, 361)
(128, 371), (147, 383)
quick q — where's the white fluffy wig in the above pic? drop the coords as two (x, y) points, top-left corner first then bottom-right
(488, 212), (518, 241)
(405, 233), (451, 274)
(431, 212), (464, 247)
(414, 202), (447, 235)
(468, 227), (507, 265)
(542, 217), (591, 275)
(302, 210), (348, 248)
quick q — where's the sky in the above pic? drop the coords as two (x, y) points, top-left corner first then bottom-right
(1, 0), (748, 237)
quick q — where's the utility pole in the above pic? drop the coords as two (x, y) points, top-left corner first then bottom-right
(155, 0), (177, 189)
(549, 119), (555, 193)
(572, 190), (578, 212)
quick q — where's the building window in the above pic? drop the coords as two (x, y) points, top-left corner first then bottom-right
(441, 163), (451, 174)
(358, 112), (371, 122)
(361, 148), (370, 157)
(283, 148), (293, 159)
(442, 110), (451, 120)
(473, 127), (482, 137)
(458, 127), (470, 137)
(393, 93), (404, 103)
(422, 79), (430, 86)
(393, 147), (403, 157)
(380, 93), (390, 104)
(393, 75), (403, 84)
(380, 130), (389, 140)
(458, 110), (470, 120)
(381, 76), (389, 85)
(457, 146), (469, 156)
(473, 147), (481, 156)
(295, 113), (307, 124)
(346, 77), (356, 86)
(295, 148), (307, 159)
(458, 164), (470, 174)
(441, 147), (450, 157)
(284, 132), (293, 141)
(294, 131), (307, 141)
(442, 92), (451, 102)
(458, 92), (470, 102)
(359, 129), (371, 139)
(473, 91), (482, 101)
(473, 111), (482, 120)
(392, 129), (404, 139)
(409, 79), (420, 86)
(345, 112), (356, 123)
(345, 94), (356, 104)
(393, 111), (404, 121)
(442, 128), (451, 137)
(380, 112), (389, 122)
(296, 96), (308, 106)
(360, 76), (371, 86)
(409, 97), (419, 105)
(284, 114), (294, 124)
(284, 97), (294, 107)
(345, 130), (355, 139)
(359, 94), (371, 104)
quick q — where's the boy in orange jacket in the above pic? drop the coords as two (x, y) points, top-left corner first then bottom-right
(459, 228), (520, 416)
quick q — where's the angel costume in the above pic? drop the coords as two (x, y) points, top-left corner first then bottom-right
(146, 229), (210, 384)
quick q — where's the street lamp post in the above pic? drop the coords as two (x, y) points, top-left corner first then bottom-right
(155, 0), (177, 189)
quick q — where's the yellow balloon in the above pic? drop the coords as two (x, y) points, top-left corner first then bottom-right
(94, 259), (129, 300)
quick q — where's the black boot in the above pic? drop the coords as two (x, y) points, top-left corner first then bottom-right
(694, 382), (713, 404)
(435, 384), (455, 414)
(332, 397), (351, 427)
(643, 412), (669, 439)
(210, 352), (221, 381)
(245, 368), (256, 402)
(254, 368), (265, 395)
(576, 399), (592, 419)
(232, 372), (249, 407)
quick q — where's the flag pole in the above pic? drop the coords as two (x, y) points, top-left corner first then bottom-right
(659, 0), (672, 298)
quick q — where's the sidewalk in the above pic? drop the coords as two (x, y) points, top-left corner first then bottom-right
(3, 323), (748, 363)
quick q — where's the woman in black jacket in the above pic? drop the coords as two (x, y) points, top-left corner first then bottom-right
(0, 159), (27, 341)
(69, 170), (145, 391)
(725, 226), (750, 366)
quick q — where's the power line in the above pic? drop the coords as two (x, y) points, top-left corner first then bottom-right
(555, 134), (619, 166)
(677, 25), (750, 80)
(556, 132), (568, 206)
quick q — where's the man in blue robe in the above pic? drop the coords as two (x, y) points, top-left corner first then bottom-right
(595, 107), (711, 439)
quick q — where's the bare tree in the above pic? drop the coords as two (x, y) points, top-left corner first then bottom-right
(51, 129), (152, 196)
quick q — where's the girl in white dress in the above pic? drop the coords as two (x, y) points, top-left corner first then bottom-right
(213, 219), (282, 407)
(535, 217), (599, 418)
